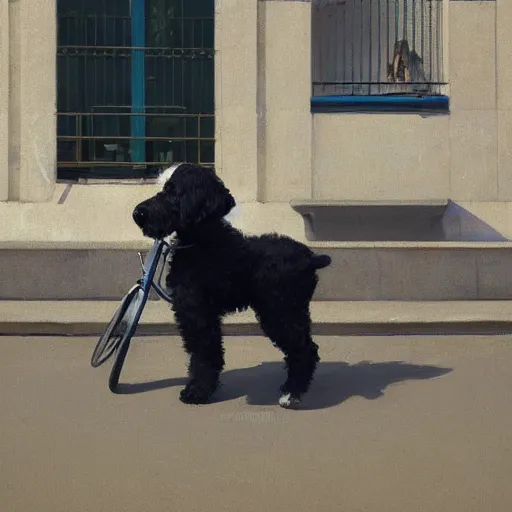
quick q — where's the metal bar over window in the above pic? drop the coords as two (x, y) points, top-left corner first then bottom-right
(131, 0), (146, 163)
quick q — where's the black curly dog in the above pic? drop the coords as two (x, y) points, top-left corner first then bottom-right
(132, 163), (332, 408)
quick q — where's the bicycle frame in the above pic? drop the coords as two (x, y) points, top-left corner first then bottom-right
(137, 238), (175, 303)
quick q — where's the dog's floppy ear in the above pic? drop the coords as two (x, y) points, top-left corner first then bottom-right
(177, 166), (236, 230)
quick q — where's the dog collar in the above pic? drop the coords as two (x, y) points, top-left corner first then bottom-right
(175, 243), (195, 250)
(164, 239), (195, 254)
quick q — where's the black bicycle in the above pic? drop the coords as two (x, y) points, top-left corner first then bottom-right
(90, 238), (175, 392)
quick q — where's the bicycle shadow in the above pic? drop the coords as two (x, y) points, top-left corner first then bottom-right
(116, 360), (452, 411)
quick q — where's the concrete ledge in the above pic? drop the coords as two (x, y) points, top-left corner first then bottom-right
(1, 189), (512, 247)
(290, 199), (512, 242)
(3, 300), (512, 336)
(0, 187), (307, 249)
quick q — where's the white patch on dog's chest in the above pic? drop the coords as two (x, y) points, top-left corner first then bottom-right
(224, 203), (241, 223)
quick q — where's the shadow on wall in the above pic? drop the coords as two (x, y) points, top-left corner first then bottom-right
(116, 360), (452, 411)
(442, 201), (509, 242)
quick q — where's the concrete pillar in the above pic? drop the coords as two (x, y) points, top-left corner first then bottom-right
(215, 0), (259, 202)
(257, 0), (312, 202)
(448, 1), (497, 201)
(0, 0), (9, 201)
(497, 0), (512, 112)
(497, 0), (512, 199)
(8, 0), (56, 202)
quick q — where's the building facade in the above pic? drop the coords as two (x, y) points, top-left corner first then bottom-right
(0, 0), (510, 205)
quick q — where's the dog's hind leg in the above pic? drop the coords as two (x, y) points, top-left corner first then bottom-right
(173, 304), (224, 405)
(255, 304), (320, 409)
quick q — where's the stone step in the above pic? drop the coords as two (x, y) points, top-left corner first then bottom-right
(2, 300), (512, 336)
(2, 193), (512, 301)
(2, 242), (512, 301)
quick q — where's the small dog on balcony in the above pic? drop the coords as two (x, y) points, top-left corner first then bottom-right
(132, 163), (331, 408)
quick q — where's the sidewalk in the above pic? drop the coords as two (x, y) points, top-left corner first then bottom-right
(2, 300), (512, 336)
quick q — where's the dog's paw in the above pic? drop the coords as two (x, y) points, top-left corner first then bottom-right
(278, 393), (301, 409)
(179, 383), (214, 405)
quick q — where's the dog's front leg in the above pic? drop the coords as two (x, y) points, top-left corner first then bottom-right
(174, 305), (224, 405)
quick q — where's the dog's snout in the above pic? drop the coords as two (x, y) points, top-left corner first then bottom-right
(133, 205), (148, 228)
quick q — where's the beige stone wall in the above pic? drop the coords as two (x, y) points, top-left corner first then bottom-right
(15, 0), (56, 202)
(8, 0), (21, 201)
(448, 1), (497, 201)
(216, 0), (312, 202)
(216, 0), (313, 202)
(214, 0), (259, 202)
(497, 0), (512, 200)
(0, 0), (8, 201)
(1, 0), (56, 203)
(257, 0), (312, 201)
(312, 114), (450, 200)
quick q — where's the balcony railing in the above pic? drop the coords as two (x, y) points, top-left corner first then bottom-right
(57, 111), (214, 175)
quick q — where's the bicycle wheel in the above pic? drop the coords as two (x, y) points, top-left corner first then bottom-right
(90, 285), (141, 368)
(108, 285), (147, 393)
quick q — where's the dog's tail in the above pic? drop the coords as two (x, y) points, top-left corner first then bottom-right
(310, 254), (332, 270)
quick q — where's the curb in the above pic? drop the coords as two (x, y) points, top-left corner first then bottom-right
(2, 300), (512, 337)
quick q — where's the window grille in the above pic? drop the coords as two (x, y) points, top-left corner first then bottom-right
(312, 0), (445, 97)
(56, 0), (214, 179)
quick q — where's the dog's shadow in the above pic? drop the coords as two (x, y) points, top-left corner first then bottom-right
(117, 360), (452, 410)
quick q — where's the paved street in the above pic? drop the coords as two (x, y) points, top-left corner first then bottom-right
(1, 334), (512, 512)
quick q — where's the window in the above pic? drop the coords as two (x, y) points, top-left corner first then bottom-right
(56, 0), (215, 180)
(311, 0), (448, 113)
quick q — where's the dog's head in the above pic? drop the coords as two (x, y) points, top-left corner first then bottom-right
(132, 163), (236, 239)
